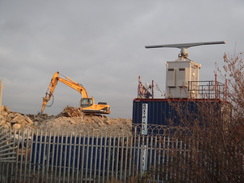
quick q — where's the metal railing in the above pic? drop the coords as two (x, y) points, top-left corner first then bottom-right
(188, 80), (227, 100)
(0, 125), (187, 183)
(0, 126), (16, 163)
(0, 124), (242, 183)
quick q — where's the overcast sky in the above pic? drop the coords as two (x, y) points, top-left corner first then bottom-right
(0, 0), (243, 118)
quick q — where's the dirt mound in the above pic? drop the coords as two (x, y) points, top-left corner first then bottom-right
(37, 106), (132, 136)
(38, 116), (132, 136)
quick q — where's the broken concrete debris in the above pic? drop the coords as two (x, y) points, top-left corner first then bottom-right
(0, 106), (132, 136)
(0, 106), (34, 130)
(59, 106), (83, 117)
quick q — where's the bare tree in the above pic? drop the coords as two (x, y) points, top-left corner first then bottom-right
(165, 53), (244, 183)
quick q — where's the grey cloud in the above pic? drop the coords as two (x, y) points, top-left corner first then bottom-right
(0, 0), (243, 118)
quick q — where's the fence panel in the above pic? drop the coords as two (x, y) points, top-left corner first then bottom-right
(1, 125), (242, 182)
(0, 126), (184, 183)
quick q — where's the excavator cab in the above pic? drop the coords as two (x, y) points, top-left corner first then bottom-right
(80, 97), (110, 114)
(80, 98), (93, 108)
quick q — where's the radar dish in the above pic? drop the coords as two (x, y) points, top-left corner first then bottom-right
(145, 41), (226, 61)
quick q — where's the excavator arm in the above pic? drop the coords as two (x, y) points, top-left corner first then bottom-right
(40, 72), (111, 115)
(41, 72), (88, 114)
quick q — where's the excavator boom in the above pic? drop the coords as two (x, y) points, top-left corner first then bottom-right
(41, 72), (110, 115)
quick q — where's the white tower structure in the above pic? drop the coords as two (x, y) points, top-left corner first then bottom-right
(145, 41), (226, 99)
(165, 60), (200, 98)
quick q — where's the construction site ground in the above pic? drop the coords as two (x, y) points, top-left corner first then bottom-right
(0, 106), (132, 136)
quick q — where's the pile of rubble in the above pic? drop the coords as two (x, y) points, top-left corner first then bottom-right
(0, 106), (132, 136)
(58, 106), (83, 117)
(37, 107), (132, 136)
(38, 116), (132, 136)
(0, 106), (35, 131)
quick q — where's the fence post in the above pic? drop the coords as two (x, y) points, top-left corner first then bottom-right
(0, 80), (2, 115)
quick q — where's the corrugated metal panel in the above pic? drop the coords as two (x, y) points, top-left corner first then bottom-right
(132, 98), (226, 126)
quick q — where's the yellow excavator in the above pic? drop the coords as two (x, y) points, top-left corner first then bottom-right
(40, 72), (111, 115)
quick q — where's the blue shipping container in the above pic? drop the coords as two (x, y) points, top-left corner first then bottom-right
(132, 98), (226, 127)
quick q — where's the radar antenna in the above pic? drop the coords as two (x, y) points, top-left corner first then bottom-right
(145, 41), (226, 61)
